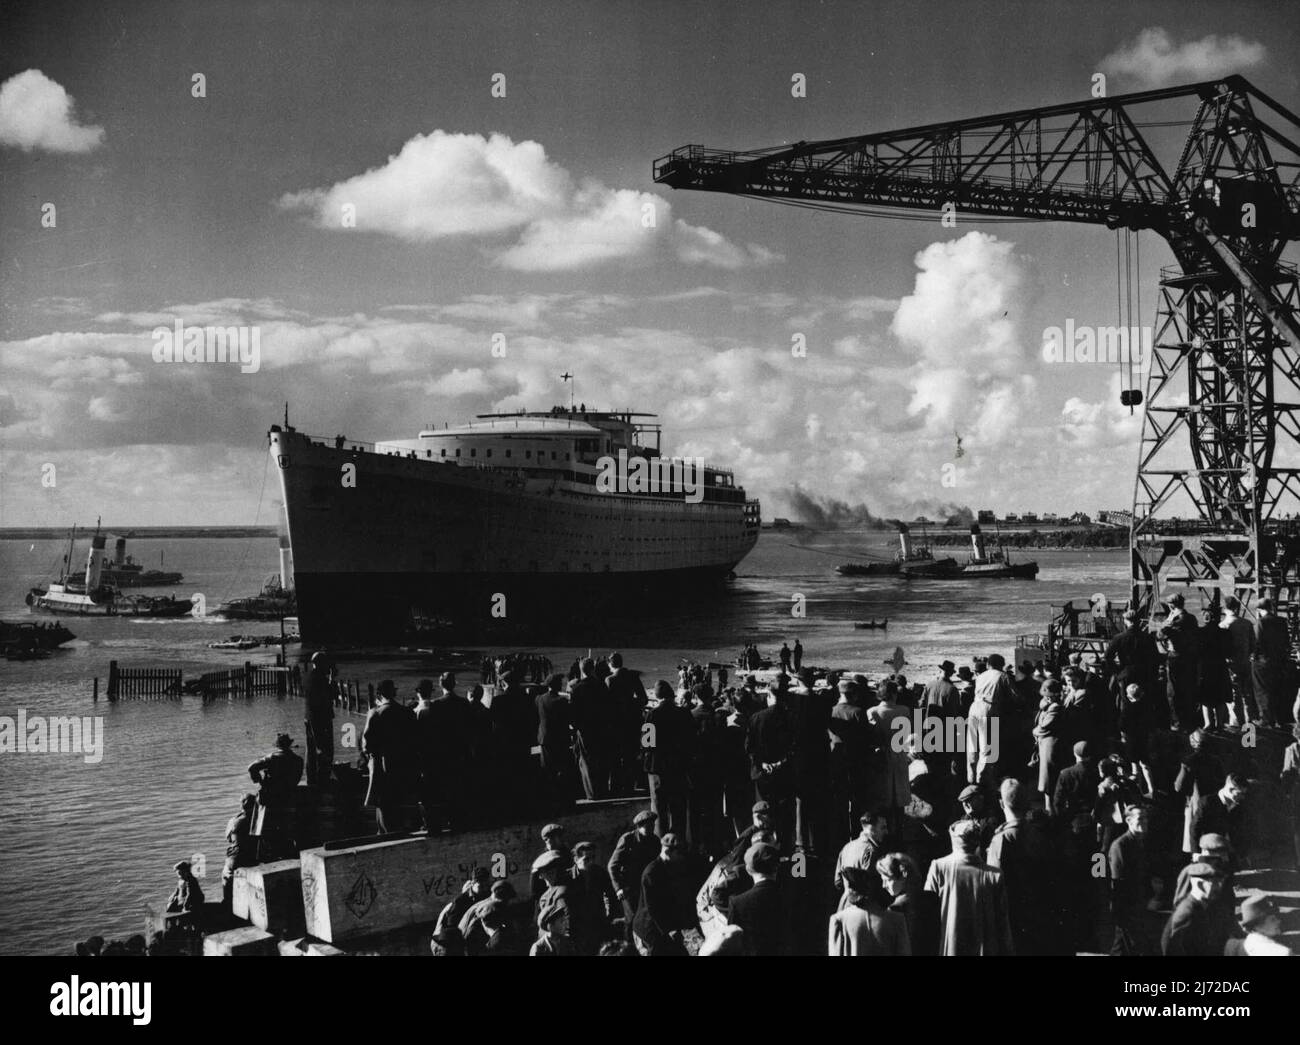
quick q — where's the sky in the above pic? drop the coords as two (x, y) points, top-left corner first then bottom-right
(1, 0), (1297, 526)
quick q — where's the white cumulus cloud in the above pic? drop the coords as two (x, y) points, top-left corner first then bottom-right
(278, 130), (777, 271)
(0, 70), (104, 153)
(1100, 28), (1266, 89)
(890, 232), (1028, 444)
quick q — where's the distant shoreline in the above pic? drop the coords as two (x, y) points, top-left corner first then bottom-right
(932, 528), (1128, 549)
(0, 526), (279, 540)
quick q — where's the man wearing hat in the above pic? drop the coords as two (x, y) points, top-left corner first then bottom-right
(1156, 593), (1201, 732)
(746, 673), (796, 846)
(362, 679), (418, 834)
(608, 810), (660, 937)
(489, 669), (539, 818)
(458, 879), (518, 956)
(1161, 861), (1239, 956)
(789, 666), (834, 855)
(1250, 597), (1287, 728)
(435, 867), (492, 935)
(643, 679), (694, 838)
(829, 676), (871, 853)
(165, 860), (204, 914)
(605, 652), (649, 794)
(957, 785), (1001, 857)
(247, 732), (304, 860)
(566, 841), (619, 954)
(302, 651), (337, 789)
(530, 848), (570, 925)
(631, 832), (702, 956)
(531, 891), (576, 956)
(924, 819), (1014, 956)
(419, 672), (475, 832)
(1219, 596), (1257, 729)
(530, 824), (573, 902)
(569, 657), (613, 800)
(922, 661), (960, 723)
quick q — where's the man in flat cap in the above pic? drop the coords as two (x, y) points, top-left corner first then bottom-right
(1162, 861), (1239, 956)
(531, 892), (576, 956)
(530, 823), (573, 902)
(608, 810), (660, 938)
(957, 785), (1001, 858)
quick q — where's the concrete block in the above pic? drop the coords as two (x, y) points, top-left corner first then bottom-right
(305, 939), (348, 956)
(300, 798), (644, 944)
(203, 926), (278, 956)
(233, 859), (304, 935)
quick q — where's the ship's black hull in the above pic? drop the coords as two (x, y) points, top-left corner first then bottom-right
(294, 564), (739, 645)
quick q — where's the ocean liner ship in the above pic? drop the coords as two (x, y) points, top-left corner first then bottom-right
(270, 406), (761, 641)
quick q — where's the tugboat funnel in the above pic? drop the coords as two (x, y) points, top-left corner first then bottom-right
(85, 531), (107, 589)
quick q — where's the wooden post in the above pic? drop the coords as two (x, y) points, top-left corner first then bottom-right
(244, 661), (254, 700)
(367, 682), (374, 709)
(107, 660), (119, 702)
(92, 677), (98, 702)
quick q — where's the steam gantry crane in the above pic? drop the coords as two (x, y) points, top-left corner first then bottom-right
(654, 76), (1300, 632)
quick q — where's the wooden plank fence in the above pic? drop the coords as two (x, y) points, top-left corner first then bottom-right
(196, 662), (301, 704)
(99, 660), (300, 703)
(106, 661), (182, 702)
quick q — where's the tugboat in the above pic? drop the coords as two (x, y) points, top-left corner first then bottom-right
(837, 524), (960, 577)
(953, 524), (1039, 579)
(99, 537), (184, 587)
(217, 577), (297, 620)
(26, 523), (195, 617)
(217, 537), (297, 620)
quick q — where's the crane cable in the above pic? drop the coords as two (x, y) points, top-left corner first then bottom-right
(1116, 228), (1140, 415)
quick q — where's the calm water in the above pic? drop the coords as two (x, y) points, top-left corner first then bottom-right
(0, 531), (1128, 954)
